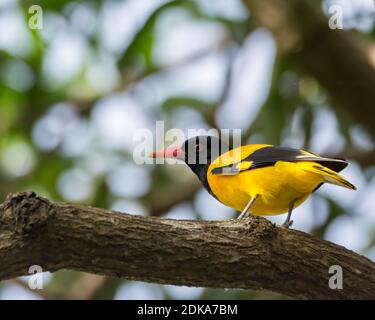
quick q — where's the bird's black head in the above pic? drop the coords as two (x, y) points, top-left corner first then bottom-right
(151, 135), (228, 178)
(181, 136), (225, 176)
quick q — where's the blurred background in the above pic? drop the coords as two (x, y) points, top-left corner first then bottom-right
(0, 0), (375, 299)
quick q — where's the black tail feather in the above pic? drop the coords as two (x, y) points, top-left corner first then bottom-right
(316, 158), (348, 173)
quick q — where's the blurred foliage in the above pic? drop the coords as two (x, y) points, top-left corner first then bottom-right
(0, 0), (374, 300)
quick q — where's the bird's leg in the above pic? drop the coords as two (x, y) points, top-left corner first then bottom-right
(238, 195), (258, 219)
(281, 199), (297, 228)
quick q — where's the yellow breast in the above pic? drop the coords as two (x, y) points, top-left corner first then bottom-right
(207, 145), (324, 215)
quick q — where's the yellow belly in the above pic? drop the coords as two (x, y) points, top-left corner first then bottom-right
(207, 161), (323, 216)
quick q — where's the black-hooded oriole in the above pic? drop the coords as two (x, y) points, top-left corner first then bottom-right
(151, 136), (356, 227)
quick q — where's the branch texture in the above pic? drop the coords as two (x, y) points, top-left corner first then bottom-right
(0, 192), (374, 299)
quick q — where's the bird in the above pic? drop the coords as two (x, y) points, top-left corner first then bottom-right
(150, 135), (356, 228)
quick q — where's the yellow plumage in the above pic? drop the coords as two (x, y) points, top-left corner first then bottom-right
(207, 144), (355, 216)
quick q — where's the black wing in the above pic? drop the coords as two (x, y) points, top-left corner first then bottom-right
(211, 146), (348, 175)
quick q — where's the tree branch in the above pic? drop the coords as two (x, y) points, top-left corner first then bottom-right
(1, 192), (374, 299)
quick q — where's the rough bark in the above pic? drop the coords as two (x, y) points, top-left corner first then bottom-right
(0, 192), (374, 299)
(244, 0), (375, 140)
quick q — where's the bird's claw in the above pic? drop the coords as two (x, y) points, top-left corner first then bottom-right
(238, 212), (253, 219)
(281, 220), (293, 228)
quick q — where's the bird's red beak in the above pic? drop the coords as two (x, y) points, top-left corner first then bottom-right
(149, 145), (185, 159)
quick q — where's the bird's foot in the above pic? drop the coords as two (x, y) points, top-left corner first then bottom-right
(281, 220), (293, 228)
(237, 212), (245, 219)
(238, 211), (253, 219)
